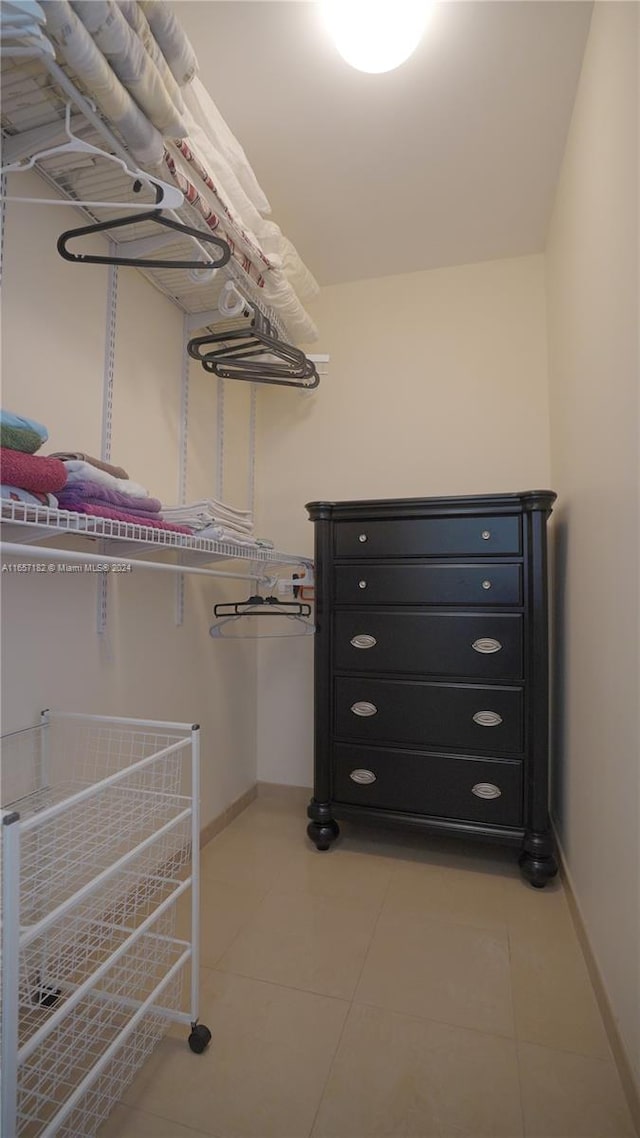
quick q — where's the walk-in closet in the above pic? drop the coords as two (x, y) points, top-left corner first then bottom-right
(1, 3), (638, 1136)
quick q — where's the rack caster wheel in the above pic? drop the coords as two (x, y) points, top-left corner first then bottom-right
(188, 1023), (212, 1053)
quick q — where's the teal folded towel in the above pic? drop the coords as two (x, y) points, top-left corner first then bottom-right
(0, 409), (48, 442)
(0, 424), (43, 453)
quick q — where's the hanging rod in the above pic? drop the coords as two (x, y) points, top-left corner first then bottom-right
(0, 543), (274, 582)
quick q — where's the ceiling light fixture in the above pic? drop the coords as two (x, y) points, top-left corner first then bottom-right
(321, 1), (434, 75)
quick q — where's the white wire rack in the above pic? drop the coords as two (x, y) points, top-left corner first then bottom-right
(1, 711), (210, 1138)
(0, 498), (314, 583)
(0, 52), (289, 340)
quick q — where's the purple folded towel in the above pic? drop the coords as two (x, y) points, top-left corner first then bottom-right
(57, 481), (161, 513)
(60, 495), (164, 520)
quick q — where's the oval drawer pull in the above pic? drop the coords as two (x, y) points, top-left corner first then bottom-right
(351, 701), (378, 717)
(358, 580), (368, 590)
(472, 711), (503, 727)
(481, 530), (491, 540)
(481, 580), (492, 590)
(350, 634), (377, 649)
(350, 768), (377, 784)
(472, 782), (502, 800)
(472, 637), (502, 654)
(358, 533), (368, 543)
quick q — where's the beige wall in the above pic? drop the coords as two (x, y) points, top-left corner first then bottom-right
(255, 253), (552, 787)
(1, 173), (258, 827)
(545, 0), (640, 1090)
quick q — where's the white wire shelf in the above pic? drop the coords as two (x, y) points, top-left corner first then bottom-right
(1, 712), (202, 1138)
(15, 922), (189, 1136)
(0, 53), (291, 339)
(1, 500), (313, 581)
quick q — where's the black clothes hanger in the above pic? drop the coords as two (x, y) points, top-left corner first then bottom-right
(56, 183), (231, 270)
(187, 304), (274, 361)
(187, 304), (319, 389)
(213, 595), (312, 619)
(209, 595), (314, 639)
(205, 359), (319, 389)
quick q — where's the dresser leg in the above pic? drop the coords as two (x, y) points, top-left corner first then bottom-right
(306, 800), (340, 850)
(519, 830), (558, 887)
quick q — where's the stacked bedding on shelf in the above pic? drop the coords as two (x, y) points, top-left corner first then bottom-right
(56, 458), (192, 532)
(0, 410), (64, 506)
(36, 0), (319, 343)
(0, 413), (271, 548)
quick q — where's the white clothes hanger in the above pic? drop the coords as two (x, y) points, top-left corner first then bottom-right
(0, 102), (184, 211)
(218, 280), (251, 319)
(209, 615), (315, 640)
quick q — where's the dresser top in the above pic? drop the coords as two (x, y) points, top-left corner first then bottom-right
(306, 491), (557, 521)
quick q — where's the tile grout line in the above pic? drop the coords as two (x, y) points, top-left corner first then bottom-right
(346, 995), (518, 1045)
(106, 1103), (223, 1138)
(305, 860), (400, 1138)
(508, 925), (528, 1138)
(200, 883), (271, 970)
(205, 962), (351, 1009)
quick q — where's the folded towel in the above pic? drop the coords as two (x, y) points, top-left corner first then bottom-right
(1, 483), (59, 508)
(197, 524), (265, 547)
(63, 460), (149, 498)
(48, 452), (129, 479)
(0, 409), (48, 441)
(58, 500), (192, 533)
(162, 496), (253, 520)
(161, 513), (254, 534)
(58, 481), (161, 513)
(0, 425), (44, 454)
(0, 448), (67, 493)
(161, 498), (254, 533)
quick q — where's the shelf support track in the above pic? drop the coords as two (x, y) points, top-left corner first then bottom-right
(98, 247), (118, 635)
(176, 315), (190, 626)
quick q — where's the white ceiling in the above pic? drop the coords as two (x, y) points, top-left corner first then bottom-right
(176, 1), (592, 286)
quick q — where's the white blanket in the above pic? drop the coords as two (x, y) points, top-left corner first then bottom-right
(71, 1), (187, 136)
(140, 0), (198, 86)
(41, 0), (164, 166)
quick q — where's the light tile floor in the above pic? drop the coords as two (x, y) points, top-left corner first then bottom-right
(98, 787), (636, 1138)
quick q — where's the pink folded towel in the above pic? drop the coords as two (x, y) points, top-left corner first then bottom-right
(0, 448), (67, 493)
(58, 501), (192, 533)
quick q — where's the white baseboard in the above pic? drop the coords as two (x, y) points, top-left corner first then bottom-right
(553, 823), (640, 1136)
(199, 784), (258, 848)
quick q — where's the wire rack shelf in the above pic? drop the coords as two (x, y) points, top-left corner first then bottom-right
(1, 711), (210, 1138)
(0, 499), (313, 581)
(1, 52), (290, 339)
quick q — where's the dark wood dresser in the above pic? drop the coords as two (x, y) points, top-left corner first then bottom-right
(306, 491), (557, 887)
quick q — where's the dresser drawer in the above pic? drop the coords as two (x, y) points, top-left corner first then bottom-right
(334, 516), (521, 559)
(332, 743), (523, 827)
(333, 612), (523, 679)
(334, 563), (522, 606)
(335, 677), (523, 753)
